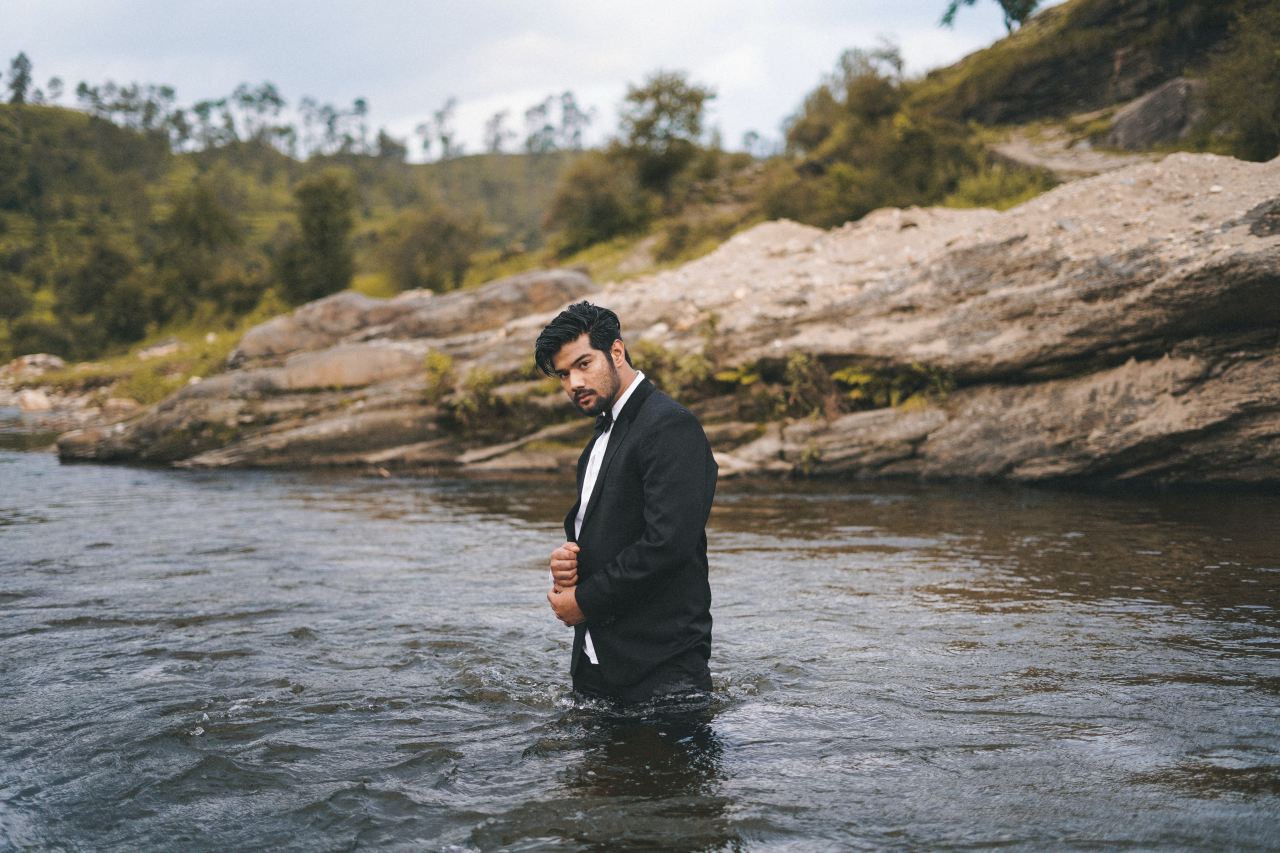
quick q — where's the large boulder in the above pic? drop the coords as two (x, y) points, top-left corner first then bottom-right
(58, 152), (1280, 486)
(1104, 77), (1206, 151)
(228, 268), (594, 367)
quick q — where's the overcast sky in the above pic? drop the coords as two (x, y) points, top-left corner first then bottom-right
(3, 0), (1064, 157)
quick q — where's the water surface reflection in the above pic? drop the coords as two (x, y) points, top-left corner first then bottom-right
(2, 452), (1277, 850)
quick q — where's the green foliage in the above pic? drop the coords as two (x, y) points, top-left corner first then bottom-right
(943, 161), (1057, 209)
(442, 365), (506, 436)
(941, 0), (1041, 32)
(8, 53), (33, 105)
(0, 271), (32, 326)
(832, 362), (954, 409)
(379, 205), (484, 292)
(712, 363), (761, 387)
(422, 349), (454, 404)
(619, 70), (716, 194)
(117, 362), (186, 405)
(0, 92), (577, 363)
(1200, 3), (1280, 161)
(544, 149), (650, 255)
(630, 338), (713, 400)
(19, 314), (261, 404)
(798, 440), (823, 476)
(151, 175), (270, 319)
(275, 168), (356, 304)
(652, 213), (746, 264)
(912, 0), (1246, 126)
(415, 150), (574, 250)
(784, 352), (838, 418)
(761, 43), (1003, 228)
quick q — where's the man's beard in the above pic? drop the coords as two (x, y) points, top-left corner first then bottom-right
(574, 361), (621, 416)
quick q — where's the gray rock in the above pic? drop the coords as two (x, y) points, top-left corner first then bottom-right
(228, 268), (594, 367)
(1104, 77), (1206, 151)
(1, 353), (66, 378)
(57, 152), (1280, 486)
(17, 389), (53, 411)
(276, 343), (424, 391)
(227, 291), (383, 366)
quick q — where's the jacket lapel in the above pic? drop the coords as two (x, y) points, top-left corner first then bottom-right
(565, 434), (600, 541)
(578, 379), (653, 533)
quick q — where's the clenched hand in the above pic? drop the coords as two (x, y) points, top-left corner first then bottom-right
(549, 542), (579, 591)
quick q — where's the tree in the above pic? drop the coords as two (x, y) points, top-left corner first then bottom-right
(232, 81), (286, 144)
(941, 0), (1040, 32)
(275, 169), (357, 304)
(414, 120), (434, 160)
(544, 149), (649, 254)
(352, 97), (369, 153)
(432, 97), (463, 159)
(376, 129), (408, 161)
(523, 96), (557, 154)
(380, 206), (485, 292)
(151, 176), (251, 317)
(558, 91), (593, 149)
(8, 53), (32, 104)
(0, 272), (31, 332)
(484, 110), (515, 153)
(55, 237), (149, 348)
(619, 70), (716, 193)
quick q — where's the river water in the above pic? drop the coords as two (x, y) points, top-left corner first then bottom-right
(2, 448), (1278, 851)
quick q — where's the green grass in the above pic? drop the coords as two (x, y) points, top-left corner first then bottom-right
(943, 162), (1057, 210)
(351, 271), (397, 299)
(20, 295), (286, 404)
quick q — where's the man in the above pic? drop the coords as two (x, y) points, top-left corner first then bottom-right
(534, 302), (717, 705)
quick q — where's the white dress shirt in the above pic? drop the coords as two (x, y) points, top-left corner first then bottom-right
(572, 370), (644, 665)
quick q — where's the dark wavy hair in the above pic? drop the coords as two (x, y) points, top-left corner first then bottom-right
(534, 301), (633, 376)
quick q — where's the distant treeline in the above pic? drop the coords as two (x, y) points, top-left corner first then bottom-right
(1, 51), (596, 161)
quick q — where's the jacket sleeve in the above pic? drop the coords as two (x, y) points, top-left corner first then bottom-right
(574, 408), (714, 624)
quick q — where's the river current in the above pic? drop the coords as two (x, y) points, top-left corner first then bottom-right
(2, 449), (1278, 850)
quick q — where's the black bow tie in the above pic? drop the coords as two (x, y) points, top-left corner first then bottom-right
(595, 410), (613, 434)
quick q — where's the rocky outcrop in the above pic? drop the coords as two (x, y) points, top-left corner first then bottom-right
(58, 152), (1280, 486)
(1104, 77), (1206, 151)
(0, 354), (108, 439)
(228, 268), (594, 367)
(992, 79), (1205, 181)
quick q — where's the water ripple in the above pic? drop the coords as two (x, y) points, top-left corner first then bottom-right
(2, 451), (1278, 850)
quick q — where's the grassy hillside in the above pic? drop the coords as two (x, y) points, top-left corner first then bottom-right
(0, 102), (575, 361)
(908, 0), (1255, 123)
(2, 0), (1273, 376)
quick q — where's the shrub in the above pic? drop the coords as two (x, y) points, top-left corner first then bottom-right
(944, 162), (1056, 210)
(422, 349), (454, 404)
(275, 168), (356, 304)
(784, 352), (840, 419)
(832, 362), (953, 410)
(1201, 4), (1280, 161)
(630, 338), (713, 401)
(380, 205), (484, 292)
(544, 149), (650, 255)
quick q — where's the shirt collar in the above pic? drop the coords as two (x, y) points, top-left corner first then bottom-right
(611, 370), (644, 422)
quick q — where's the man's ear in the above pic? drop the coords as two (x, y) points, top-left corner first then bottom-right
(611, 339), (626, 367)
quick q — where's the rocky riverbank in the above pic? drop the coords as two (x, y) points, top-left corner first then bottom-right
(53, 152), (1280, 485)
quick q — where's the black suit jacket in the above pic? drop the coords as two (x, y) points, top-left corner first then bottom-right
(564, 378), (717, 687)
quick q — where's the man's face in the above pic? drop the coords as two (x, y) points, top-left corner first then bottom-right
(551, 333), (622, 417)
